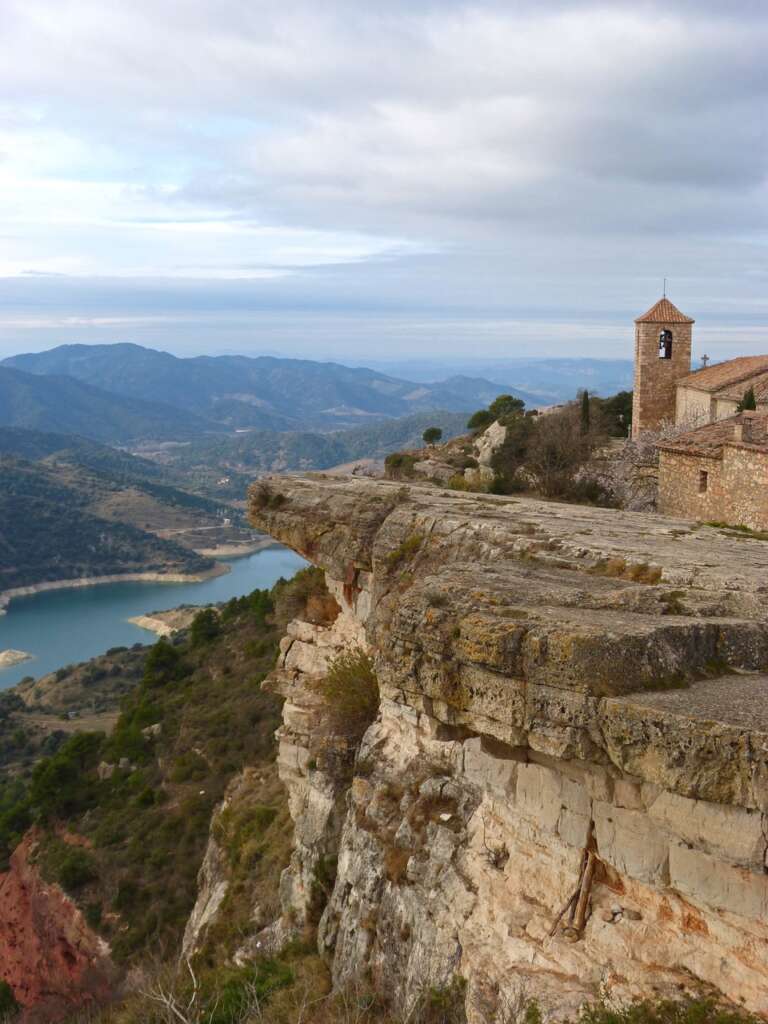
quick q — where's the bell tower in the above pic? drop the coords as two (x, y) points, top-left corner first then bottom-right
(631, 296), (694, 438)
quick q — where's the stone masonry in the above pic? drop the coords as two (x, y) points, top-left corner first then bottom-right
(632, 297), (694, 438)
(658, 411), (768, 531)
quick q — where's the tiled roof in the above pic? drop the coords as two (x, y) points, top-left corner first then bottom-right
(678, 355), (768, 393)
(713, 369), (768, 403)
(657, 412), (768, 458)
(635, 297), (695, 324)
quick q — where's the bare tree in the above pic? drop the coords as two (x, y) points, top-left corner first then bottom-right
(599, 420), (695, 511)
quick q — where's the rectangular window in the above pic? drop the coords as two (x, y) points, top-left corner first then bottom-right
(698, 470), (708, 493)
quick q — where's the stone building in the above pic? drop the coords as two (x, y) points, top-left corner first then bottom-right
(631, 297), (768, 436)
(657, 410), (768, 530)
(631, 297), (694, 438)
(675, 355), (768, 426)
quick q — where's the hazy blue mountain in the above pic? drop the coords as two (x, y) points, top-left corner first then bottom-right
(358, 357), (635, 403)
(4, 344), (536, 430)
(0, 366), (222, 443)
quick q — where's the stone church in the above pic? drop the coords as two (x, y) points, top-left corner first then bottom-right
(631, 295), (768, 531)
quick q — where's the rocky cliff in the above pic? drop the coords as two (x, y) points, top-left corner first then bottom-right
(248, 475), (768, 1021)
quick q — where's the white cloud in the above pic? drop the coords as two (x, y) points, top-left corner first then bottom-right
(0, 0), (765, 356)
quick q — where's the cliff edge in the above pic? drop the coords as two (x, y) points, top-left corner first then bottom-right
(248, 475), (768, 1021)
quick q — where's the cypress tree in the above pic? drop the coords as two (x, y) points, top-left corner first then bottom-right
(738, 386), (757, 412)
(580, 390), (591, 434)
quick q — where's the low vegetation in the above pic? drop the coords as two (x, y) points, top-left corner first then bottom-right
(0, 577), (313, 961)
(310, 649), (379, 736)
(384, 452), (417, 480)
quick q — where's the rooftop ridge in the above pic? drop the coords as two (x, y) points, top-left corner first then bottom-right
(634, 296), (695, 324)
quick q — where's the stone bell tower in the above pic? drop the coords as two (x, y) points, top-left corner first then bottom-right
(631, 296), (694, 438)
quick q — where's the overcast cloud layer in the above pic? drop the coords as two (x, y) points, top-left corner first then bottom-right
(0, 0), (766, 361)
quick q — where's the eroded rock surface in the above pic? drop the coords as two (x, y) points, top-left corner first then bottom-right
(0, 834), (117, 1023)
(249, 476), (768, 1019)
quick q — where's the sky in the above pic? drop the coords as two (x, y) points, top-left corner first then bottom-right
(0, 0), (766, 364)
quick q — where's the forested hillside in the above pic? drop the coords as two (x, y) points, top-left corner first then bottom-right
(0, 457), (214, 592)
(0, 574), (323, 1020)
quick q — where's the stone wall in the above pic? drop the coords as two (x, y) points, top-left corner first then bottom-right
(632, 320), (692, 437)
(248, 476), (768, 1020)
(675, 386), (712, 427)
(659, 446), (768, 531)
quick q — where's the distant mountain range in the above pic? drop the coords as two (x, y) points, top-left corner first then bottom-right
(3, 344), (536, 437)
(360, 357), (635, 402)
(0, 366), (218, 443)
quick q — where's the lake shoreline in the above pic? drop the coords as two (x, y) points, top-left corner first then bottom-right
(0, 563), (230, 615)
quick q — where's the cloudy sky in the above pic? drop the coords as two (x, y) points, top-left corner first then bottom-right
(0, 0), (766, 363)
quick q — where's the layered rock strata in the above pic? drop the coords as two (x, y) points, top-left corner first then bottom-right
(249, 476), (768, 1020)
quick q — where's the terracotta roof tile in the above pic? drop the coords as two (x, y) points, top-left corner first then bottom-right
(678, 355), (768, 393)
(713, 368), (768, 403)
(635, 297), (694, 324)
(657, 412), (768, 458)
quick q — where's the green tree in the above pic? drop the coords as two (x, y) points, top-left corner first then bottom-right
(0, 980), (18, 1017)
(190, 607), (221, 647)
(422, 426), (443, 446)
(737, 386), (757, 412)
(596, 390), (632, 436)
(580, 390), (591, 434)
(28, 732), (104, 819)
(143, 636), (184, 687)
(466, 409), (495, 432)
(489, 394), (525, 422)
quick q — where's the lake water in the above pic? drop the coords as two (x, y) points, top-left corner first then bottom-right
(0, 546), (306, 690)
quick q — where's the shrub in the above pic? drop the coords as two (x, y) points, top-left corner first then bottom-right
(311, 649), (379, 736)
(578, 998), (762, 1024)
(38, 837), (98, 893)
(384, 452), (417, 480)
(273, 566), (332, 628)
(447, 473), (473, 491)
(466, 409), (494, 431)
(386, 533), (424, 569)
(0, 980), (18, 1017)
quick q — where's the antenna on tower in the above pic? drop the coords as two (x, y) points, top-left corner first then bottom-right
(663, 277), (667, 298)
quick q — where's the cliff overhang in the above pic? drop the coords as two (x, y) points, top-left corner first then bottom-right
(249, 475), (768, 1020)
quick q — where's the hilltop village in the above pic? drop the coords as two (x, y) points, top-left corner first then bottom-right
(632, 296), (768, 532)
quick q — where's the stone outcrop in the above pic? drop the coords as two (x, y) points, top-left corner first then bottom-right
(0, 834), (117, 1022)
(0, 649), (32, 669)
(249, 476), (768, 1020)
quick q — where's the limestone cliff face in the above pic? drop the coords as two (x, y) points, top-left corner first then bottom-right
(0, 834), (117, 1022)
(249, 477), (768, 1020)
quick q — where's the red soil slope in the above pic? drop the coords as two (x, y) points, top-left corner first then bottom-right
(0, 833), (118, 1022)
